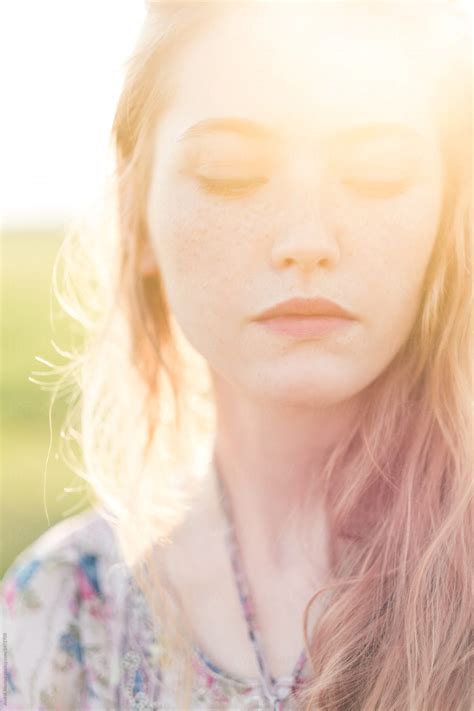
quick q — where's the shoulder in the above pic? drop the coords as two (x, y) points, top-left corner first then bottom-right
(1, 508), (123, 616)
(5, 507), (119, 568)
(1, 509), (127, 710)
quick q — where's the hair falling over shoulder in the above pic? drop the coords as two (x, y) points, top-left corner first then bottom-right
(36, 2), (473, 709)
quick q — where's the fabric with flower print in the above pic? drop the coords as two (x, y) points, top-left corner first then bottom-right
(1, 509), (309, 710)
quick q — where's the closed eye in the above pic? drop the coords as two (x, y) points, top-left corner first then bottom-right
(195, 174), (412, 200)
(196, 175), (268, 198)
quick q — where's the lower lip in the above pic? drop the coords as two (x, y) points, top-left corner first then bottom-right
(256, 315), (355, 338)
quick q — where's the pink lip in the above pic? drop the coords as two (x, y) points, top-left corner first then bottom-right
(255, 296), (355, 320)
(253, 297), (357, 339)
(257, 315), (353, 338)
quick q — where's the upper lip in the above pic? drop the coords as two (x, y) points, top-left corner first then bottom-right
(254, 296), (356, 320)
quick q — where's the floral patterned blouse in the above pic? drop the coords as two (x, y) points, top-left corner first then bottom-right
(1, 508), (310, 710)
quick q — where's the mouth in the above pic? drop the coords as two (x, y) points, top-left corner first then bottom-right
(253, 297), (357, 339)
(255, 296), (355, 321)
(255, 314), (354, 338)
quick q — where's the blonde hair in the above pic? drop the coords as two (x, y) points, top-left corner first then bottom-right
(38, 1), (472, 708)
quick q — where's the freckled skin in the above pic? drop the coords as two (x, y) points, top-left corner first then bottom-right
(142, 6), (446, 675)
(145, 4), (444, 407)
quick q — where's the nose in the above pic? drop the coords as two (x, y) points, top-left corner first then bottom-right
(270, 161), (341, 273)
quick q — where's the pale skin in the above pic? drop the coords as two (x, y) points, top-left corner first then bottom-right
(143, 3), (444, 680)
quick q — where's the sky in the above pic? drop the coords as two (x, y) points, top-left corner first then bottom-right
(1, 1), (146, 226)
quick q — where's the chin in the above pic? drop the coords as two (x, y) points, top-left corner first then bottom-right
(243, 369), (365, 408)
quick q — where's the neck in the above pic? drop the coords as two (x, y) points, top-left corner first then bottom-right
(209, 373), (361, 571)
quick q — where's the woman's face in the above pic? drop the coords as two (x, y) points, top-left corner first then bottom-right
(146, 3), (443, 406)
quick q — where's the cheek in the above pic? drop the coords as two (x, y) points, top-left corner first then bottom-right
(146, 179), (258, 322)
(346, 183), (442, 343)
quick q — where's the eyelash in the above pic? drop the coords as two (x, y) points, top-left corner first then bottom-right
(197, 176), (410, 199)
(197, 176), (267, 198)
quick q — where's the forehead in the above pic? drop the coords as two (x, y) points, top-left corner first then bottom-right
(154, 3), (439, 153)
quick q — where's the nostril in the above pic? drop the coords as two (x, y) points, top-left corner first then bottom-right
(270, 224), (341, 272)
(272, 244), (340, 272)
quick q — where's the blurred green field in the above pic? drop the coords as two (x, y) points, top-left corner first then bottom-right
(1, 226), (91, 578)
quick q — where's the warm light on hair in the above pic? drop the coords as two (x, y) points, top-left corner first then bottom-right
(35, 1), (473, 708)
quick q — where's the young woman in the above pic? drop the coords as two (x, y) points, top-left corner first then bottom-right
(2, 1), (472, 709)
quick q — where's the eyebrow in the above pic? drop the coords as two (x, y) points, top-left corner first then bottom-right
(176, 116), (425, 145)
(176, 117), (279, 143)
